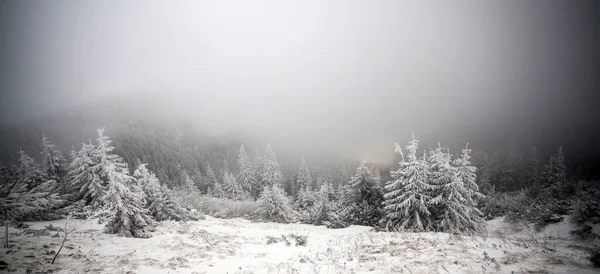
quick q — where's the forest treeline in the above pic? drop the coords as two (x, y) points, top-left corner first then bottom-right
(2, 125), (598, 241)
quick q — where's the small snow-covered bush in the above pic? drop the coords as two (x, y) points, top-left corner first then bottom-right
(253, 184), (296, 223)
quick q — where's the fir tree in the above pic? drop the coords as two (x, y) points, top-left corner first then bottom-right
(472, 151), (494, 195)
(41, 135), (69, 182)
(542, 147), (567, 197)
(343, 160), (384, 227)
(525, 146), (541, 192)
(253, 148), (264, 190)
(295, 157), (312, 198)
(67, 142), (102, 207)
(451, 144), (485, 232)
(223, 171), (244, 200)
(12, 150), (46, 193)
(204, 163), (222, 198)
(94, 128), (154, 238)
(260, 145), (283, 188)
(134, 164), (191, 221)
(254, 184), (295, 223)
(429, 144), (484, 233)
(383, 138), (433, 232)
(236, 145), (257, 198)
(180, 170), (198, 194)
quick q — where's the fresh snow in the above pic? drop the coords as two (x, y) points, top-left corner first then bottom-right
(1, 216), (599, 273)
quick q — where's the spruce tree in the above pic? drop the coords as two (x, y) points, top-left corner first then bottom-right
(204, 163), (223, 198)
(180, 170), (198, 194)
(343, 160), (384, 227)
(40, 135), (69, 182)
(134, 164), (191, 221)
(94, 128), (154, 238)
(236, 145), (257, 198)
(383, 138), (433, 232)
(223, 171), (244, 200)
(254, 184), (295, 223)
(542, 147), (567, 197)
(295, 157), (312, 198)
(1, 152), (60, 222)
(67, 142), (102, 207)
(429, 144), (484, 233)
(260, 145), (283, 188)
(12, 150), (46, 193)
(451, 144), (485, 232)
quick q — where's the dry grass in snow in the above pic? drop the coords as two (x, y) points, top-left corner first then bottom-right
(1, 216), (599, 273)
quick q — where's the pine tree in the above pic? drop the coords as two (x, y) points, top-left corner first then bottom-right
(204, 163), (223, 198)
(253, 148), (264, 190)
(236, 145), (257, 198)
(40, 135), (69, 182)
(133, 164), (191, 221)
(295, 157), (312, 198)
(525, 146), (541, 192)
(95, 128), (154, 238)
(542, 147), (567, 197)
(1, 151), (60, 222)
(343, 160), (384, 227)
(223, 171), (244, 200)
(472, 151), (494, 195)
(429, 144), (484, 233)
(452, 144), (485, 232)
(254, 184), (295, 223)
(180, 170), (198, 194)
(383, 138), (432, 232)
(12, 150), (46, 193)
(67, 142), (102, 207)
(260, 145), (283, 188)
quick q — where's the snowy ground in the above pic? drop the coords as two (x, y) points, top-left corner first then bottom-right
(1, 216), (598, 274)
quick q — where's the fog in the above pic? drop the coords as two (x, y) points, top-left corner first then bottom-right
(1, 0), (599, 164)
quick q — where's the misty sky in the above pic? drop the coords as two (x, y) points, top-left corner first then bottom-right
(1, 1), (599, 163)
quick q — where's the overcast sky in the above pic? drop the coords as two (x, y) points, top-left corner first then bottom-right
(1, 0), (599, 163)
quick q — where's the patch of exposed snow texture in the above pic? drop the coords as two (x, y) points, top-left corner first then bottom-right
(2, 216), (599, 274)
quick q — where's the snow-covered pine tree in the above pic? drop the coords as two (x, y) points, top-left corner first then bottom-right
(41, 135), (69, 182)
(12, 150), (46, 193)
(1, 150), (60, 224)
(67, 142), (103, 207)
(295, 157), (312, 198)
(525, 146), (540, 188)
(180, 170), (198, 194)
(223, 171), (245, 200)
(382, 138), (433, 232)
(94, 128), (154, 238)
(429, 144), (483, 233)
(204, 163), (223, 198)
(1, 183), (59, 246)
(343, 160), (384, 227)
(334, 163), (351, 200)
(253, 148), (264, 191)
(472, 151), (494, 195)
(452, 144), (485, 232)
(260, 145), (283, 188)
(237, 145), (257, 198)
(254, 184), (295, 223)
(542, 147), (567, 198)
(133, 164), (192, 221)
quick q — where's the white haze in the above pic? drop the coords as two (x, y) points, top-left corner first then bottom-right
(1, 0), (597, 164)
